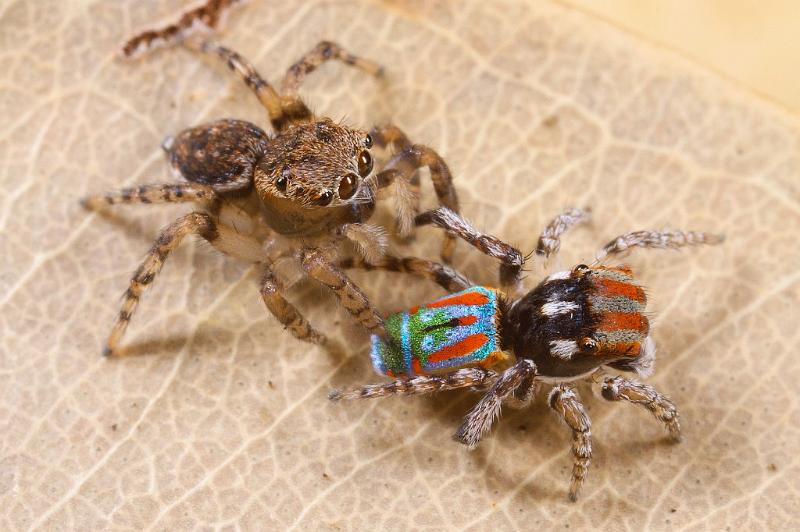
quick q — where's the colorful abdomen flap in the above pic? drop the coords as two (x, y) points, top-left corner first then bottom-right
(371, 286), (503, 377)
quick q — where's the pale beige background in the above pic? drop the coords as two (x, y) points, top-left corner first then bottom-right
(567, 0), (800, 114)
(1, 0), (799, 530)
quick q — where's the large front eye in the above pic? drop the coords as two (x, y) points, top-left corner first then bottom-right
(276, 167), (290, 192)
(338, 173), (358, 200)
(358, 150), (373, 177)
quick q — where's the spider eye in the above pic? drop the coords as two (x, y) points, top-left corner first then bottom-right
(276, 168), (289, 192)
(338, 173), (358, 200)
(580, 337), (597, 351)
(365, 134), (373, 149)
(357, 150), (373, 177)
(573, 264), (590, 275)
(316, 190), (333, 206)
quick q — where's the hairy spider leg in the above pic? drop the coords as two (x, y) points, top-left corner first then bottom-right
(415, 207), (525, 288)
(189, 41), (287, 130)
(369, 124), (412, 152)
(369, 125), (460, 249)
(105, 212), (268, 356)
(260, 269), (325, 344)
(505, 373), (540, 409)
(601, 375), (681, 441)
(339, 254), (473, 293)
(280, 40), (383, 96)
(81, 183), (217, 209)
(536, 207), (591, 259)
(328, 367), (499, 401)
(102, 206), (337, 352)
(81, 181), (257, 239)
(189, 40), (383, 132)
(549, 385), (593, 502)
(595, 229), (724, 263)
(340, 223), (388, 265)
(299, 247), (385, 336)
(121, 0), (243, 57)
(454, 359), (537, 448)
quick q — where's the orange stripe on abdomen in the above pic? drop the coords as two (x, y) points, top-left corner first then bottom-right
(458, 315), (478, 326)
(427, 333), (489, 363)
(597, 312), (649, 334)
(426, 291), (489, 309)
(593, 277), (646, 303)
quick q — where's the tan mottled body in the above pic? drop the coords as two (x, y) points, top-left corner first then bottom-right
(85, 6), (531, 355)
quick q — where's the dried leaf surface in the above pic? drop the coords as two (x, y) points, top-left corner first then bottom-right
(1, 0), (799, 530)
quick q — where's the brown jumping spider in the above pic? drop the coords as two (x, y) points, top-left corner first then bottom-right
(331, 208), (723, 501)
(83, 3), (523, 356)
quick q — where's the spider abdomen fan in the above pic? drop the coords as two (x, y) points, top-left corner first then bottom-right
(371, 286), (508, 377)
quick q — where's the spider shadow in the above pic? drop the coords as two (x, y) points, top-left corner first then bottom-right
(107, 333), (196, 359)
(111, 317), (359, 371)
(359, 385), (571, 504)
(86, 206), (173, 246)
(612, 431), (682, 455)
(456, 400), (570, 504)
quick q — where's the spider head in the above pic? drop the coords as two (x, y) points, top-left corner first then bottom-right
(503, 264), (655, 378)
(254, 118), (376, 235)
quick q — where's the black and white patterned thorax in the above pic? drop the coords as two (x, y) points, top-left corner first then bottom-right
(500, 270), (598, 378)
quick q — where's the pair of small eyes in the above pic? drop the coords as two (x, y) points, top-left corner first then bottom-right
(275, 136), (374, 205)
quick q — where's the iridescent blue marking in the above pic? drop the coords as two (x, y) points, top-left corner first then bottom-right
(369, 286), (502, 377)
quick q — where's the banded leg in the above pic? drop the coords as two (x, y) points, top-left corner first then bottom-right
(121, 0), (243, 57)
(105, 212), (217, 356)
(371, 124), (460, 258)
(299, 247), (385, 336)
(339, 254), (472, 292)
(368, 124), (412, 152)
(280, 40), (383, 96)
(594, 229), (725, 263)
(415, 207), (525, 288)
(105, 212), (271, 356)
(260, 269), (325, 344)
(536, 207), (591, 259)
(505, 374), (540, 410)
(549, 385), (592, 502)
(329, 368), (498, 401)
(601, 375), (681, 441)
(188, 41), (288, 129)
(454, 359), (537, 448)
(81, 183), (217, 209)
